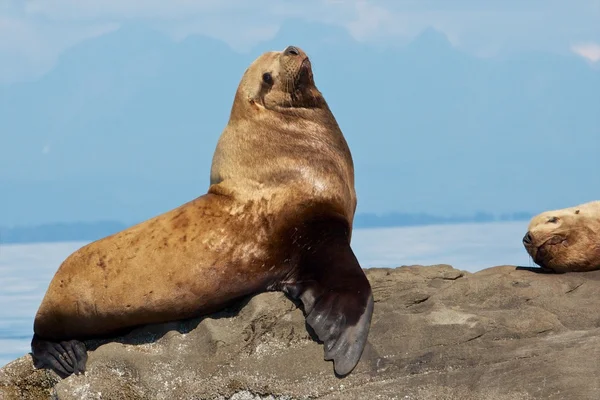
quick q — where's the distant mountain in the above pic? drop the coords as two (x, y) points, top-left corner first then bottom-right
(0, 211), (534, 245)
(0, 221), (128, 244)
(1, 20), (598, 226)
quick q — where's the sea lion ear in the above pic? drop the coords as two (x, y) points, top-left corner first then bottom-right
(248, 98), (262, 110)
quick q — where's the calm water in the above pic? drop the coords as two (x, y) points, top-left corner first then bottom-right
(0, 220), (532, 367)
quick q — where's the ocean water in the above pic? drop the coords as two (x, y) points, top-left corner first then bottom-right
(0, 220), (532, 368)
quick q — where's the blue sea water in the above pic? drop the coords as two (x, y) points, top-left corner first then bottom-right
(0, 220), (532, 367)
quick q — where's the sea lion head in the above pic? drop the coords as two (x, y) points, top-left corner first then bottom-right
(230, 45), (326, 119)
(522, 202), (600, 272)
(210, 45), (356, 224)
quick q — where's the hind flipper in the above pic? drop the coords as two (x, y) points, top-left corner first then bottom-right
(282, 218), (374, 377)
(31, 334), (88, 378)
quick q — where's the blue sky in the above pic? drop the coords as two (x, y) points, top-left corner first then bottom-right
(2, 0), (600, 84)
(0, 1), (599, 226)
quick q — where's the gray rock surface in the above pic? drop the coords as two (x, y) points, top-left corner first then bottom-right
(2, 264), (600, 399)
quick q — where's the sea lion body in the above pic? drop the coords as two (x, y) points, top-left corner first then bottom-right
(522, 200), (600, 272)
(34, 194), (273, 340)
(31, 46), (374, 379)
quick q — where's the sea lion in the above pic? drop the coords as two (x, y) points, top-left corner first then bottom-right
(31, 45), (374, 379)
(522, 200), (600, 272)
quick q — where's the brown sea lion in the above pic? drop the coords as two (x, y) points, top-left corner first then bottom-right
(31, 45), (374, 379)
(522, 200), (600, 272)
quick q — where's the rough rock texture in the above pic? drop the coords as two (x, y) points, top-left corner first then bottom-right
(3, 264), (600, 400)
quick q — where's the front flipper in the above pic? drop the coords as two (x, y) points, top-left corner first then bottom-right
(282, 218), (374, 377)
(31, 334), (88, 378)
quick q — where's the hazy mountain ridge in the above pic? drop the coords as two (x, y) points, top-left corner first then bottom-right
(0, 211), (534, 244)
(1, 20), (598, 226)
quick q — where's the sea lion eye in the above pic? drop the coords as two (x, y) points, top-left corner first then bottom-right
(548, 216), (559, 223)
(262, 72), (273, 85)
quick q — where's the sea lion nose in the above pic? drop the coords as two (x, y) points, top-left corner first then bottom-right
(523, 231), (533, 245)
(284, 46), (300, 56)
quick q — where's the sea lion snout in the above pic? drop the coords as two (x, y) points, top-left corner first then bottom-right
(523, 231), (533, 245)
(283, 46), (300, 56)
(282, 45), (309, 62)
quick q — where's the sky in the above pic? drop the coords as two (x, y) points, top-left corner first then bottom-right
(2, 0), (600, 84)
(0, 1), (599, 226)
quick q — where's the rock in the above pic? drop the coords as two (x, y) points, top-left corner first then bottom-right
(2, 264), (600, 399)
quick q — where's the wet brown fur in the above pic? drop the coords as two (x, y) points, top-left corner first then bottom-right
(34, 47), (358, 341)
(523, 200), (600, 273)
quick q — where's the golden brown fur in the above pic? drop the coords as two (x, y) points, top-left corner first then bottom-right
(523, 200), (600, 272)
(35, 47), (355, 339)
(32, 46), (372, 378)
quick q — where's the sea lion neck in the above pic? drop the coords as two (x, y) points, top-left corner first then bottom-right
(211, 102), (352, 182)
